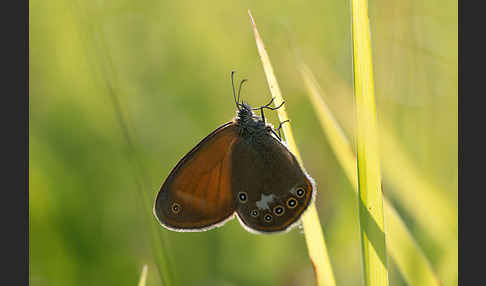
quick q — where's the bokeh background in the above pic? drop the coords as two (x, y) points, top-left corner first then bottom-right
(29, 0), (457, 285)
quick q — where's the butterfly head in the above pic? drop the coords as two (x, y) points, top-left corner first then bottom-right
(229, 71), (272, 138)
(236, 102), (255, 123)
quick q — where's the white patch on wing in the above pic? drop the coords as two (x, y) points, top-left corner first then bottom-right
(256, 194), (276, 210)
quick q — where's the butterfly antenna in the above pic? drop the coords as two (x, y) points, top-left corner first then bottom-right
(231, 71), (240, 110)
(237, 78), (248, 106)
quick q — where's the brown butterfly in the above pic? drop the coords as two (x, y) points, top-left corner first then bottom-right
(153, 72), (315, 234)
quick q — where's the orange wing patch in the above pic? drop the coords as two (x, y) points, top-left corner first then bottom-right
(154, 123), (240, 230)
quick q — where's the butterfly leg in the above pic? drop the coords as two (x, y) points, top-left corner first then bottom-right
(276, 120), (290, 140)
(253, 98), (275, 114)
(252, 97), (286, 112)
(270, 128), (282, 141)
(260, 106), (266, 122)
(261, 97), (275, 108)
(268, 120), (290, 141)
(262, 98), (285, 111)
(253, 98), (286, 123)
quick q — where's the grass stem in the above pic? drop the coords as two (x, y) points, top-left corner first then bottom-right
(249, 10), (336, 286)
(300, 63), (441, 286)
(137, 265), (148, 286)
(351, 0), (389, 284)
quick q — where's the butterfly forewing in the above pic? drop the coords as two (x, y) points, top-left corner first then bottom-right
(154, 122), (240, 231)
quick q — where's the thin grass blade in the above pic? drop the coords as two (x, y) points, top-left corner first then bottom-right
(138, 265), (149, 286)
(71, 2), (176, 285)
(300, 63), (441, 286)
(351, 0), (389, 283)
(248, 10), (336, 286)
(301, 61), (457, 285)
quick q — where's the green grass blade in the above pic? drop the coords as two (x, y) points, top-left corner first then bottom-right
(71, 2), (175, 285)
(138, 265), (148, 286)
(300, 64), (441, 286)
(301, 61), (457, 285)
(380, 129), (457, 286)
(248, 10), (336, 286)
(351, 0), (389, 284)
(300, 65), (357, 187)
(305, 63), (457, 246)
(380, 130), (458, 244)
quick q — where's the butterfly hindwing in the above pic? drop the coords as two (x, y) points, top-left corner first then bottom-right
(231, 133), (314, 233)
(154, 122), (240, 231)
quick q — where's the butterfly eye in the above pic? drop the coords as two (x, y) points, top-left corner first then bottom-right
(264, 213), (273, 222)
(250, 209), (259, 218)
(171, 202), (182, 214)
(286, 197), (298, 209)
(238, 192), (248, 203)
(273, 205), (285, 216)
(296, 187), (306, 198)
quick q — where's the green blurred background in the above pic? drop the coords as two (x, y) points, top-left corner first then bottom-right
(29, 0), (457, 285)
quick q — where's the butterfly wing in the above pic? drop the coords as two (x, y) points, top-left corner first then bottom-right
(154, 122), (241, 231)
(231, 134), (315, 233)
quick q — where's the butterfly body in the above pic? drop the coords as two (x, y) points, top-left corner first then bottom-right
(154, 75), (315, 234)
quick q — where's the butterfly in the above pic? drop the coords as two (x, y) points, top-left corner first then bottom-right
(153, 71), (315, 234)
